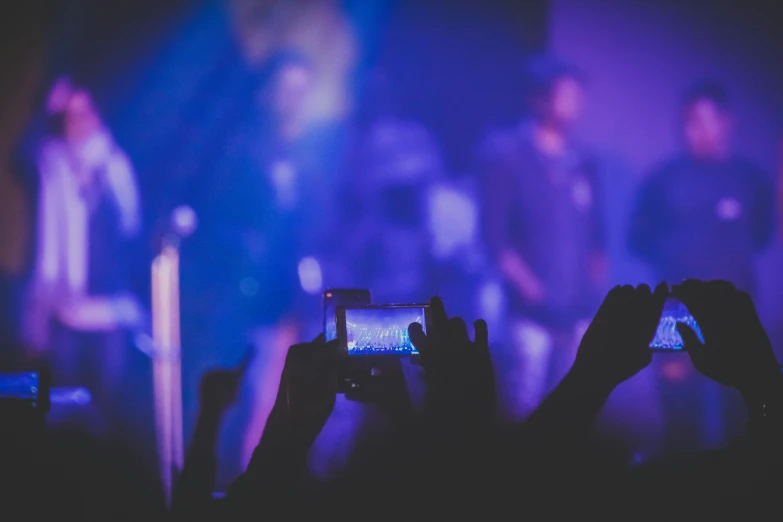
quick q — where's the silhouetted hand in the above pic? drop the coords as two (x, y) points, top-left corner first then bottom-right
(263, 334), (339, 453)
(227, 336), (339, 514)
(404, 297), (496, 513)
(173, 353), (250, 519)
(344, 358), (412, 418)
(674, 280), (783, 404)
(409, 297), (496, 429)
(570, 283), (667, 390)
(198, 352), (251, 419)
(518, 284), (667, 491)
(675, 281), (783, 500)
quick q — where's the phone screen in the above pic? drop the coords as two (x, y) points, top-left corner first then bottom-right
(649, 297), (705, 350)
(324, 289), (371, 342)
(343, 306), (426, 356)
(0, 372), (39, 402)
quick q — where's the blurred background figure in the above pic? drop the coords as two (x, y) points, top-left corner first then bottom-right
(349, 68), (448, 305)
(200, 50), (349, 485)
(628, 83), (776, 453)
(227, 0), (358, 123)
(306, 65), (494, 482)
(309, 66), (448, 478)
(628, 83), (775, 297)
(480, 56), (606, 420)
(22, 77), (144, 438)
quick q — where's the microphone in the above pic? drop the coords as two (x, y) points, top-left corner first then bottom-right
(50, 387), (92, 406)
(170, 205), (198, 238)
(157, 204), (198, 252)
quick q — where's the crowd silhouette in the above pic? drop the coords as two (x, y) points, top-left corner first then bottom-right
(3, 278), (781, 520)
(1, 5), (782, 519)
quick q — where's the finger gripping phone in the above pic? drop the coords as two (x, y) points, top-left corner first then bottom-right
(649, 296), (705, 351)
(323, 289), (371, 342)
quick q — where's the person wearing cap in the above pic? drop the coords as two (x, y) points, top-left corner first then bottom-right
(480, 55), (606, 419)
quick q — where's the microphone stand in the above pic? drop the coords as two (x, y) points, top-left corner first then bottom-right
(150, 206), (196, 507)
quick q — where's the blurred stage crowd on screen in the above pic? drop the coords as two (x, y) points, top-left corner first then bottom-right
(0, 1), (782, 518)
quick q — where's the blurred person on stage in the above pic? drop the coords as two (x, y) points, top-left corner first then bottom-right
(348, 69), (450, 305)
(21, 77), (144, 437)
(200, 50), (349, 484)
(227, 0), (358, 123)
(306, 68), (490, 481)
(347, 69), (488, 314)
(628, 82), (776, 451)
(480, 56), (607, 420)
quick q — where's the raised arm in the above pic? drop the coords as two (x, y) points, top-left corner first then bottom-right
(524, 283), (666, 442)
(224, 336), (338, 517)
(172, 358), (247, 520)
(105, 148), (141, 238)
(674, 280), (783, 487)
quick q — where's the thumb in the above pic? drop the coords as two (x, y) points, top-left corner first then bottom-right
(676, 322), (706, 366)
(408, 322), (430, 358)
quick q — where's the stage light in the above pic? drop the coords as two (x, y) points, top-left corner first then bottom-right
(298, 256), (323, 294)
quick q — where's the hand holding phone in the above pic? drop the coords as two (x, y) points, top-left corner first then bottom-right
(572, 284), (665, 388)
(673, 280), (782, 398)
(338, 305), (430, 356)
(336, 304), (431, 395)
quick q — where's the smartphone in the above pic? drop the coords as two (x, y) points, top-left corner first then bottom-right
(649, 297), (705, 351)
(0, 372), (41, 407)
(323, 289), (371, 342)
(336, 304), (431, 356)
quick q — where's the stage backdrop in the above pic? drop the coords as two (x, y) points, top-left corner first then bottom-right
(0, 0), (547, 477)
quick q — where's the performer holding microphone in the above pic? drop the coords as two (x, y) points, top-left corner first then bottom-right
(23, 77), (144, 437)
